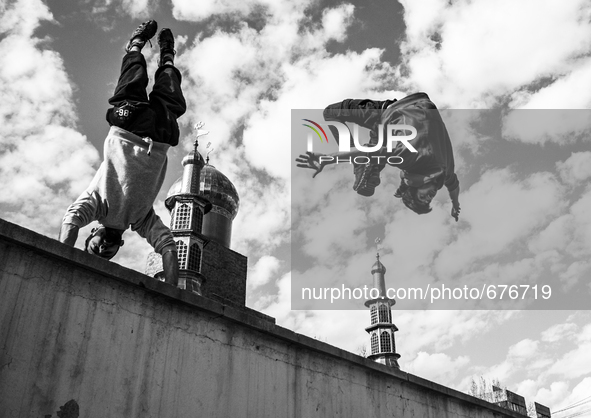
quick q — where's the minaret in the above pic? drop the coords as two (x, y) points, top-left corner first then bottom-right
(145, 122), (212, 294)
(364, 238), (401, 369)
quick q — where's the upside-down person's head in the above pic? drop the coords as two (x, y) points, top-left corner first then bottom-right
(84, 226), (124, 260)
(394, 180), (439, 215)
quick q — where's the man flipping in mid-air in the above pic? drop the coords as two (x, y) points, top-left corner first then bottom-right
(296, 93), (461, 221)
(59, 20), (186, 285)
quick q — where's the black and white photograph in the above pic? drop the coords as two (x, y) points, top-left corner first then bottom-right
(1, 0), (590, 417)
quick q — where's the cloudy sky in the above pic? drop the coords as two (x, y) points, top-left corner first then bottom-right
(1, 0), (591, 415)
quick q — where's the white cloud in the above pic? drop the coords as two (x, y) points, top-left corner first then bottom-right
(439, 110), (488, 159)
(511, 56), (591, 109)
(477, 338), (542, 385)
(248, 255), (282, 289)
(549, 377), (591, 417)
(567, 189), (591, 257)
(230, 179), (290, 254)
(528, 214), (574, 255)
(507, 338), (538, 360)
(84, 0), (155, 21)
(541, 322), (578, 343)
(534, 381), (570, 410)
(384, 201), (451, 279)
(547, 341), (591, 379)
(557, 152), (591, 186)
(120, 0), (154, 18)
(522, 366), (591, 416)
(473, 315), (591, 414)
(108, 199), (173, 274)
(515, 379), (538, 402)
(298, 187), (370, 262)
(397, 0), (591, 107)
(559, 261), (591, 290)
(243, 48), (390, 179)
(502, 110), (591, 146)
(578, 324), (591, 343)
(258, 271), (313, 332)
(406, 351), (470, 386)
(396, 310), (514, 357)
(321, 4), (355, 43)
(0, 0), (99, 237)
(0, 0), (53, 37)
(113, 230), (154, 272)
(172, 0), (257, 21)
(435, 169), (564, 278)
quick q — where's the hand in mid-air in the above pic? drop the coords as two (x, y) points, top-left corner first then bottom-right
(451, 201), (461, 222)
(295, 151), (325, 178)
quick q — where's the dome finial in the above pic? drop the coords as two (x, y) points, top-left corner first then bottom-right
(206, 143), (214, 165)
(193, 121), (209, 151)
(371, 237), (386, 274)
(375, 237), (382, 260)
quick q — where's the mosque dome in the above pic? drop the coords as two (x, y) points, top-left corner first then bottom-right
(166, 163), (239, 218)
(165, 177), (183, 209)
(371, 256), (386, 274)
(165, 160), (240, 248)
(198, 163), (240, 220)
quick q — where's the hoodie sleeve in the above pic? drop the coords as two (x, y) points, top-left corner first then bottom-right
(132, 208), (177, 254)
(62, 190), (103, 228)
(444, 170), (460, 192)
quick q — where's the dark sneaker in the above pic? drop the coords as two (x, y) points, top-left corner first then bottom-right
(353, 162), (384, 197)
(125, 20), (158, 52)
(158, 28), (176, 66)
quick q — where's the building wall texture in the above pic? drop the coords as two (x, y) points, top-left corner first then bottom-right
(200, 237), (247, 305)
(0, 219), (525, 418)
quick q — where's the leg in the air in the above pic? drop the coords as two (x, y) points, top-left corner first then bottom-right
(148, 28), (187, 146)
(108, 20), (158, 106)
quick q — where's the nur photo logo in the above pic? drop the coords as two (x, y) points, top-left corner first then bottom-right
(301, 119), (419, 165)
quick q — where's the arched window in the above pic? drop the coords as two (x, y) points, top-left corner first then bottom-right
(378, 304), (390, 323)
(380, 331), (392, 353)
(192, 207), (203, 233)
(176, 240), (188, 269)
(188, 243), (202, 271)
(371, 333), (379, 354)
(173, 203), (192, 230)
(370, 305), (378, 325)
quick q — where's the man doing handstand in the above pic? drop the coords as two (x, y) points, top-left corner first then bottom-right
(59, 20), (185, 285)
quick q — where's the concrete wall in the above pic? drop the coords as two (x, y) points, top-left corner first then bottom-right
(0, 219), (526, 418)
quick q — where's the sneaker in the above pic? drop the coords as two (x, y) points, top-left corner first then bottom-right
(353, 161), (384, 197)
(158, 28), (176, 66)
(125, 20), (158, 52)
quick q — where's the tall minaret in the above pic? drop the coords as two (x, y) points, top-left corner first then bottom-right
(364, 238), (401, 369)
(146, 122), (212, 294)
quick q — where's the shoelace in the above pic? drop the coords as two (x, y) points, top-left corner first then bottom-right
(134, 38), (153, 48)
(143, 137), (153, 156)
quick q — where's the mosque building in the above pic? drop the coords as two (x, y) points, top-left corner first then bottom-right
(145, 126), (246, 305)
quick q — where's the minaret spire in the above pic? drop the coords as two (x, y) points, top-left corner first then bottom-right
(372, 238), (387, 297)
(364, 237), (401, 369)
